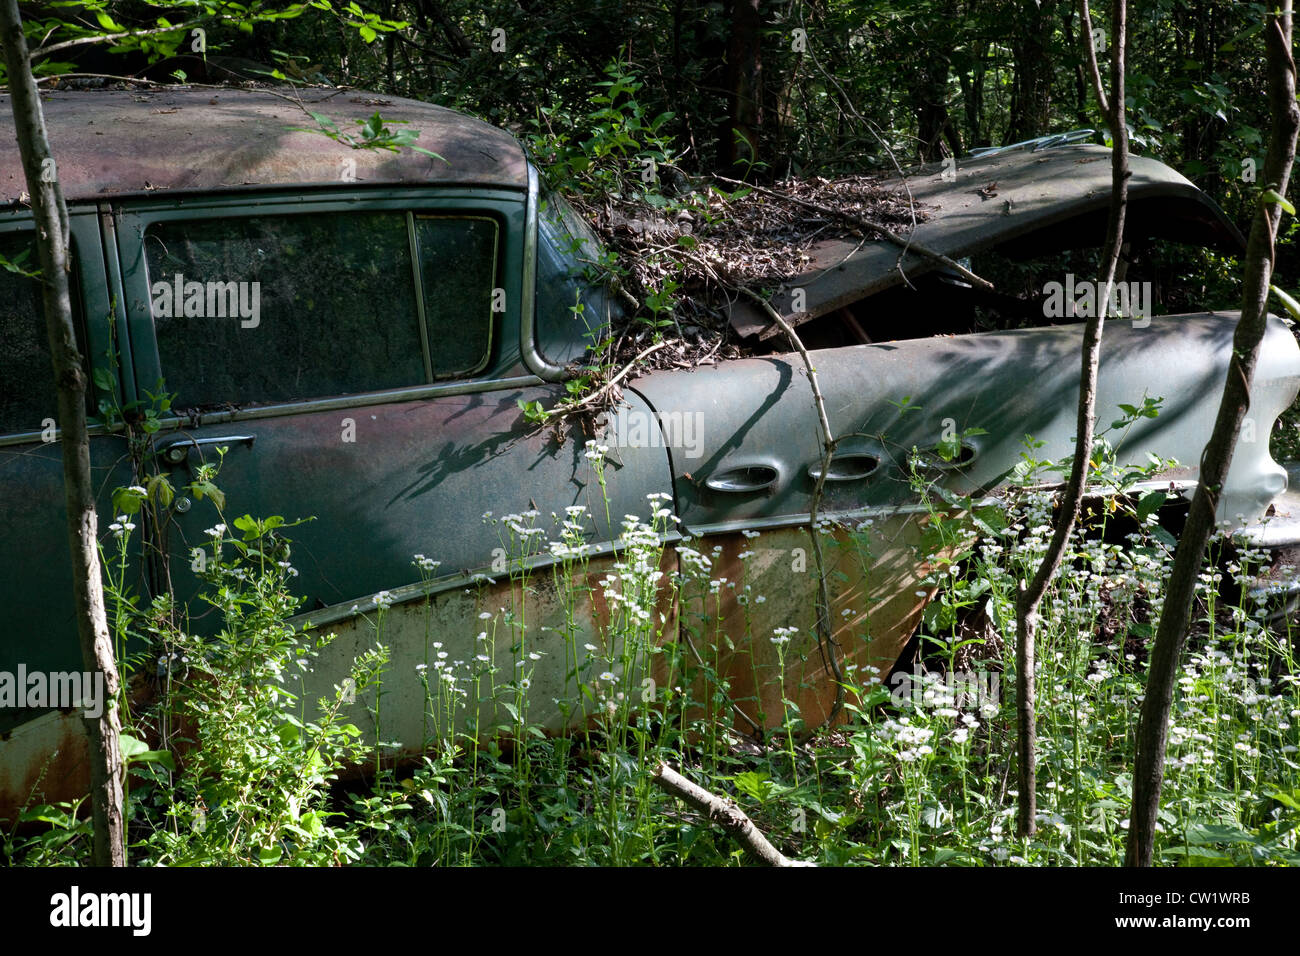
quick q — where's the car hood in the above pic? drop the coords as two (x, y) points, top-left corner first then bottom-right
(727, 145), (1245, 338)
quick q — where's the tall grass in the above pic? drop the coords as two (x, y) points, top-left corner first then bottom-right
(6, 445), (1298, 867)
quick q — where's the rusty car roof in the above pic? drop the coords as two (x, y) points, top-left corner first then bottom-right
(727, 145), (1246, 338)
(0, 87), (528, 203)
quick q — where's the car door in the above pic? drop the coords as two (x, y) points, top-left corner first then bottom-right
(0, 209), (137, 817)
(112, 187), (673, 751)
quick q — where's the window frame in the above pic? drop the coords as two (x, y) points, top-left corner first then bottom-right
(113, 188), (527, 417)
(0, 211), (110, 444)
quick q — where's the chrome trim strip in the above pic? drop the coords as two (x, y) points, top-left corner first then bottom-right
(680, 479), (1199, 537)
(519, 163), (567, 382)
(0, 420), (116, 447)
(130, 375), (545, 432)
(292, 529), (684, 629)
(679, 499), (1004, 537)
(407, 211), (435, 383)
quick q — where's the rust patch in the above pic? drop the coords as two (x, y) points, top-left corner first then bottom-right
(680, 516), (944, 733)
(0, 710), (91, 822)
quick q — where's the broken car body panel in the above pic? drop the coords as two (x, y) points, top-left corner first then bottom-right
(725, 146), (1245, 338)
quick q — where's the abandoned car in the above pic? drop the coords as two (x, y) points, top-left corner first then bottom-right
(2, 88), (1298, 817)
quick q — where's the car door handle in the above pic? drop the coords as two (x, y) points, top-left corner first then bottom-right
(808, 453), (881, 483)
(704, 465), (780, 494)
(155, 434), (255, 465)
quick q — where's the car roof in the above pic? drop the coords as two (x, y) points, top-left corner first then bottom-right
(0, 87), (528, 204)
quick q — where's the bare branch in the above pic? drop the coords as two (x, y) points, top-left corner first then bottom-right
(739, 287), (844, 726)
(28, 19), (207, 61)
(1079, 1), (1109, 118)
(0, 0), (125, 866)
(545, 340), (666, 418)
(651, 762), (815, 866)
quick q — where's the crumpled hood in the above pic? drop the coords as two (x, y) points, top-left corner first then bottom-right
(727, 145), (1244, 338)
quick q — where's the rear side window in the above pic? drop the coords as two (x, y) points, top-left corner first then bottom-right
(0, 233), (75, 436)
(415, 216), (497, 377)
(144, 210), (498, 408)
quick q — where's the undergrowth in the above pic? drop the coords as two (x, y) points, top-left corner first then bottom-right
(6, 418), (1298, 868)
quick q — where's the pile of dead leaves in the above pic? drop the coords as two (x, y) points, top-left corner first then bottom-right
(567, 171), (930, 369)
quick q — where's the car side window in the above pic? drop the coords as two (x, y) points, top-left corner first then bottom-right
(534, 191), (617, 367)
(414, 216), (497, 378)
(145, 212), (424, 408)
(0, 233), (75, 436)
(143, 210), (499, 409)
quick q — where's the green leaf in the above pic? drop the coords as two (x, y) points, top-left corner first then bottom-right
(146, 473), (174, 509)
(95, 10), (125, 31)
(277, 722), (301, 746)
(407, 145), (447, 161)
(1152, 525), (1178, 549)
(1185, 822), (1256, 845)
(1271, 284), (1300, 321)
(119, 734), (175, 770)
(1269, 789), (1300, 811)
(359, 25), (377, 43)
(299, 810), (325, 838)
(190, 479), (225, 512)
(258, 844), (283, 864)
(1262, 188), (1295, 214)
(111, 485), (146, 516)
(516, 398), (548, 424)
(1135, 490), (1166, 522)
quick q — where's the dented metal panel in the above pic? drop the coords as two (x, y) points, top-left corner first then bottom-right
(679, 520), (944, 732)
(0, 708), (92, 818)
(726, 146), (1245, 338)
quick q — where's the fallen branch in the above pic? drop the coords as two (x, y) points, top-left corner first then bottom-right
(651, 762), (815, 866)
(549, 340), (667, 418)
(715, 174), (993, 291)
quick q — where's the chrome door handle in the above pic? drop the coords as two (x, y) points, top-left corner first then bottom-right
(704, 464), (780, 494)
(155, 434), (255, 464)
(808, 453), (881, 483)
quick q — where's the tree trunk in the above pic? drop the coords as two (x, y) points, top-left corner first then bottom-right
(913, 48), (960, 161)
(1007, 0), (1057, 142)
(1014, 0), (1128, 840)
(720, 0), (763, 174)
(0, 0), (125, 866)
(1127, 0), (1299, 868)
